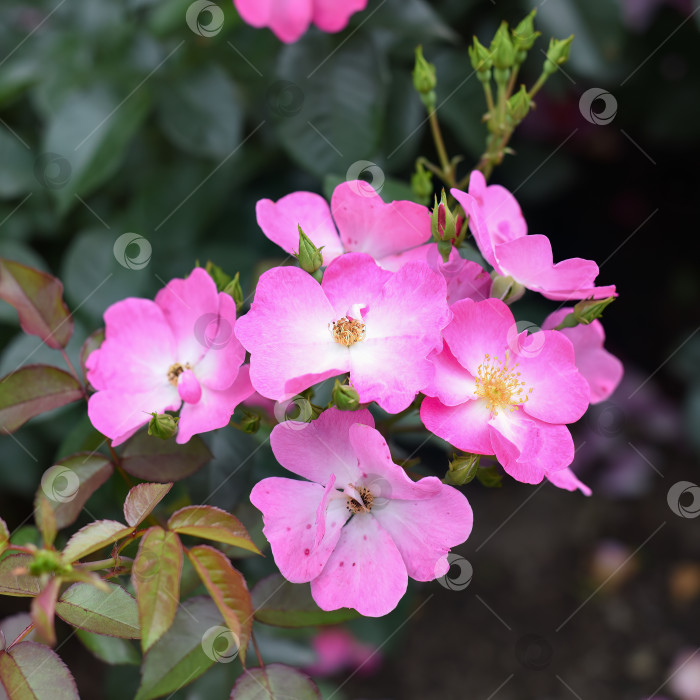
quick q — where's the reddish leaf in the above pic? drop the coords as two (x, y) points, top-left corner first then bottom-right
(61, 520), (133, 564)
(0, 641), (79, 699)
(0, 517), (9, 557)
(123, 483), (172, 528)
(131, 527), (183, 652)
(39, 454), (113, 530)
(167, 506), (260, 555)
(30, 577), (60, 647)
(120, 432), (212, 482)
(187, 545), (253, 665)
(79, 328), (104, 386)
(0, 365), (83, 434)
(0, 258), (73, 349)
(230, 664), (322, 700)
(0, 555), (40, 597)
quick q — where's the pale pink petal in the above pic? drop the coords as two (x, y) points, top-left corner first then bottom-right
(250, 477), (349, 583)
(451, 188), (497, 268)
(270, 407), (374, 487)
(444, 259), (492, 304)
(177, 369), (202, 404)
(314, 474), (337, 547)
(376, 243), (434, 272)
(255, 192), (344, 265)
(372, 484), (473, 581)
(194, 293), (247, 390)
(86, 298), (176, 391)
(442, 298), (514, 376)
(312, 0), (368, 32)
(321, 253), (392, 319)
(331, 182), (431, 261)
(420, 397), (493, 454)
(88, 386), (180, 447)
(311, 514), (407, 617)
(468, 170), (527, 246)
(155, 268), (220, 367)
(177, 364), (253, 443)
(234, 266), (349, 400)
(546, 467), (592, 496)
(422, 347), (477, 406)
(514, 330), (590, 424)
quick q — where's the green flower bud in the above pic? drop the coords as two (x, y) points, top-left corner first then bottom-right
(555, 297), (615, 330)
(431, 191), (457, 244)
(543, 35), (574, 75)
(469, 36), (493, 74)
(205, 261), (232, 291)
(332, 380), (361, 411)
(148, 412), (179, 440)
(445, 453), (481, 486)
(29, 549), (69, 576)
(412, 46), (437, 110)
(222, 272), (244, 313)
(490, 274), (526, 304)
(295, 225), (324, 275)
(410, 161), (433, 205)
(506, 85), (531, 125)
(239, 411), (261, 434)
(490, 22), (516, 71)
(512, 10), (540, 52)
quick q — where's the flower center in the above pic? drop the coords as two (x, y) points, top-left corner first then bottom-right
(167, 362), (192, 386)
(330, 317), (366, 347)
(474, 351), (532, 415)
(345, 485), (374, 514)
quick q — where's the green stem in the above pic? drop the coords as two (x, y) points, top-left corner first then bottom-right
(76, 556), (134, 572)
(429, 110), (455, 187)
(528, 72), (548, 100)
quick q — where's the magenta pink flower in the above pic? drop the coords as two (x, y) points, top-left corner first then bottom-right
(86, 268), (253, 445)
(542, 308), (623, 404)
(546, 467), (591, 496)
(234, 252), (450, 413)
(255, 181), (432, 271)
(305, 628), (382, 677)
(453, 171), (616, 301)
(250, 408), (473, 617)
(420, 298), (590, 484)
(234, 0), (368, 43)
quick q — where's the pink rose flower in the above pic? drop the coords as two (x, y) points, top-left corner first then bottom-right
(453, 171), (616, 301)
(255, 181), (432, 271)
(86, 268), (253, 445)
(234, 0), (368, 43)
(305, 628), (382, 677)
(234, 252), (451, 413)
(420, 298), (590, 484)
(250, 408), (473, 617)
(542, 308), (624, 404)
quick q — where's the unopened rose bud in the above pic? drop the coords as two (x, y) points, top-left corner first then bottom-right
(469, 37), (493, 77)
(506, 86), (532, 125)
(223, 272), (244, 313)
(148, 412), (179, 440)
(490, 22), (516, 71)
(544, 35), (574, 75)
(490, 274), (525, 304)
(332, 380), (361, 411)
(205, 261), (232, 291)
(239, 411), (261, 434)
(431, 191), (457, 243)
(446, 453), (480, 486)
(412, 46), (437, 111)
(411, 161), (433, 205)
(295, 226), (324, 275)
(512, 10), (540, 53)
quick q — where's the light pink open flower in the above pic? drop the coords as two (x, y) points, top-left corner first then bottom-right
(250, 408), (473, 617)
(235, 252), (451, 413)
(255, 181), (432, 271)
(452, 171), (616, 301)
(420, 298), (590, 484)
(543, 308), (624, 404)
(86, 268), (253, 445)
(234, 0), (368, 43)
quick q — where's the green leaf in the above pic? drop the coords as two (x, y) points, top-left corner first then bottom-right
(123, 483), (173, 528)
(61, 520), (134, 564)
(230, 664), (321, 700)
(30, 577), (60, 647)
(55, 582), (140, 639)
(0, 259), (73, 349)
(0, 555), (40, 597)
(0, 129), (34, 199)
(156, 65), (244, 160)
(275, 34), (385, 178)
(41, 85), (150, 214)
(168, 506), (260, 555)
(251, 574), (359, 628)
(120, 431), (212, 482)
(0, 518), (9, 558)
(0, 365), (83, 434)
(33, 494), (57, 548)
(0, 641), (79, 699)
(39, 454), (114, 530)
(76, 629), (140, 666)
(187, 545), (252, 665)
(132, 527), (183, 653)
(134, 597), (224, 700)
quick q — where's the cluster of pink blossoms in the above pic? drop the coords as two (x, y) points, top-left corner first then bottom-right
(87, 172), (621, 616)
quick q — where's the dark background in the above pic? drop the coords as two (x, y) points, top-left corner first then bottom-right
(1, 0), (699, 698)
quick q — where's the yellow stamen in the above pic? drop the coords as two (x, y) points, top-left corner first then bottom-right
(345, 485), (374, 513)
(330, 317), (366, 347)
(474, 351), (533, 415)
(167, 362), (192, 386)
